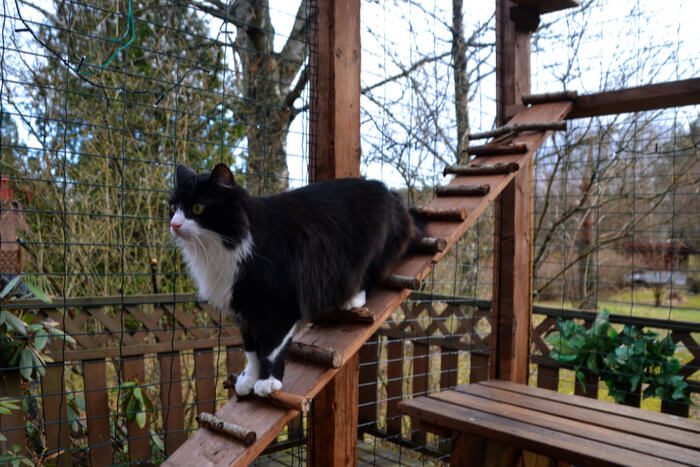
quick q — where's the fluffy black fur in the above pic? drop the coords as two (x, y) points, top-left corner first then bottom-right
(170, 164), (417, 389)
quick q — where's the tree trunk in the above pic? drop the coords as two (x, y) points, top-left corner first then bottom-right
(452, 0), (469, 161)
(244, 111), (291, 195)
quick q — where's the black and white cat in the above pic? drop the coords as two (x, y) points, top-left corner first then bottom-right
(169, 164), (417, 397)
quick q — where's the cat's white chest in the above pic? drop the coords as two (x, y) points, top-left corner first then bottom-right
(179, 232), (253, 313)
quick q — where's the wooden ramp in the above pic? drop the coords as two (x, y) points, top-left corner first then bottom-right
(165, 101), (573, 466)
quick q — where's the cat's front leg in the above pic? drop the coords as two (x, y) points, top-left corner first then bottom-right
(235, 351), (260, 396)
(253, 322), (297, 397)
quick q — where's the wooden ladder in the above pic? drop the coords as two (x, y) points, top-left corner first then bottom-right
(164, 100), (574, 466)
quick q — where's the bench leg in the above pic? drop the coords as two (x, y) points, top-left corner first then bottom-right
(451, 433), (521, 467)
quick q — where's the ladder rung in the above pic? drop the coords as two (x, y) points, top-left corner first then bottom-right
(414, 237), (447, 254)
(463, 142), (528, 156)
(522, 90), (578, 105)
(288, 342), (341, 368)
(444, 162), (520, 176)
(410, 207), (467, 222)
(435, 184), (490, 197)
(380, 274), (421, 290)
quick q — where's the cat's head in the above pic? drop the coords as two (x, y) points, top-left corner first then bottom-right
(169, 163), (249, 248)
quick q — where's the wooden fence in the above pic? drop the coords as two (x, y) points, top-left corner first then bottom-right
(1, 293), (697, 465)
(0, 294), (246, 466)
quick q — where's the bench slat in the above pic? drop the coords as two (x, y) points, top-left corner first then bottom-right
(399, 396), (683, 467)
(456, 384), (699, 450)
(432, 390), (699, 465)
(481, 380), (700, 435)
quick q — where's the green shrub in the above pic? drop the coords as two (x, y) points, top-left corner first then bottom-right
(545, 309), (690, 405)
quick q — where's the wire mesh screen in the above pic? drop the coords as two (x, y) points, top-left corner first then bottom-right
(1, 0), (311, 464)
(357, 0), (496, 464)
(529, 0), (700, 419)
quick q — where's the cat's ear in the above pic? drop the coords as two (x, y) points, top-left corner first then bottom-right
(175, 165), (196, 184)
(210, 163), (236, 188)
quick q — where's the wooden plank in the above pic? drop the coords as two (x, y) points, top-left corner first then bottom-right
(121, 356), (151, 464)
(481, 380), (700, 435)
(309, 353), (359, 467)
(450, 432), (486, 466)
(567, 78), (700, 119)
(398, 397), (682, 467)
(386, 339), (404, 436)
(41, 364), (72, 467)
(433, 390), (700, 465)
(358, 334), (378, 431)
(535, 363), (559, 391)
(470, 352), (491, 383)
(457, 384), (700, 451)
(45, 335), (242, 363)
(411, 341), (429, 445)
(440, 348), (458, 390)
(159, 352), (186, 455)
(226, 347), (245, 400)
(194, 348), (216, 415)
(573, 370), (598, 399)
(82, 359), (112, 467)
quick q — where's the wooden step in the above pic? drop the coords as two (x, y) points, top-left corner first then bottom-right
(468, 121), (567, 140)
(463, 142), (528, 156)
(288, 342), (341, 368)
(436, 184), (490, 197)
(380, 274), (421, 290)
(414, 237), (447, 254)
(444, 162), (520, 177)
(410, 207), (467, 222)
(522, 90), (578, 105)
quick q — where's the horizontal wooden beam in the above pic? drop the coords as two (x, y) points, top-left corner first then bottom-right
(511, 0), (580, 14)
(567, 78), (700, 119)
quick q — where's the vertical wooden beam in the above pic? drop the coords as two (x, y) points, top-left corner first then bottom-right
(309, 353), (359, 467)
(309, 0), (362, 465)
(41, 364), (72, 467)
(309, 0), (361, 182)
(493, 0), (533, 384)
(0, 370), (25, 459)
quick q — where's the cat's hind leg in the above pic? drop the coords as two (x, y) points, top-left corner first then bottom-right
(342, 289), (366, 310)
(254, 322), (297, 397)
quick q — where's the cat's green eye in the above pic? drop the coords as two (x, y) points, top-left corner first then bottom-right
(192, 203), (205, 215)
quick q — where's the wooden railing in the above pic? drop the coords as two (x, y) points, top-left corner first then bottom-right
(358, 293), (495, 451)
(2, 294), (696, 465)
(0, 294), (245, 466)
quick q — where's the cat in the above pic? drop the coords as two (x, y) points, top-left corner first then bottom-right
(169, 163), (419, 397)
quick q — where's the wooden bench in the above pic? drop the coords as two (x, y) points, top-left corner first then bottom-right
(398, 380), (700, 467)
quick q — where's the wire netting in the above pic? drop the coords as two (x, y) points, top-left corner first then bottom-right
(1, 0), (311, 464)
(530, 0), (700, 419)
(1, 0), (698, 466)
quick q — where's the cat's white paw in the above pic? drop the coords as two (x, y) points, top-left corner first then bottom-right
(342, 290), (366, 310)
(235, 371), (257, 396)
(253, 377), (282, 397)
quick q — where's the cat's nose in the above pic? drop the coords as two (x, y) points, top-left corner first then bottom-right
(170, 221), (182, 233)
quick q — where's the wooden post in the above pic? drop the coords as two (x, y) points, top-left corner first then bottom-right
(492, 0), (533, 384)
(309, 0), (361, 465)
(309, 0), (361, 182)
(309, 353), (359, 467)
